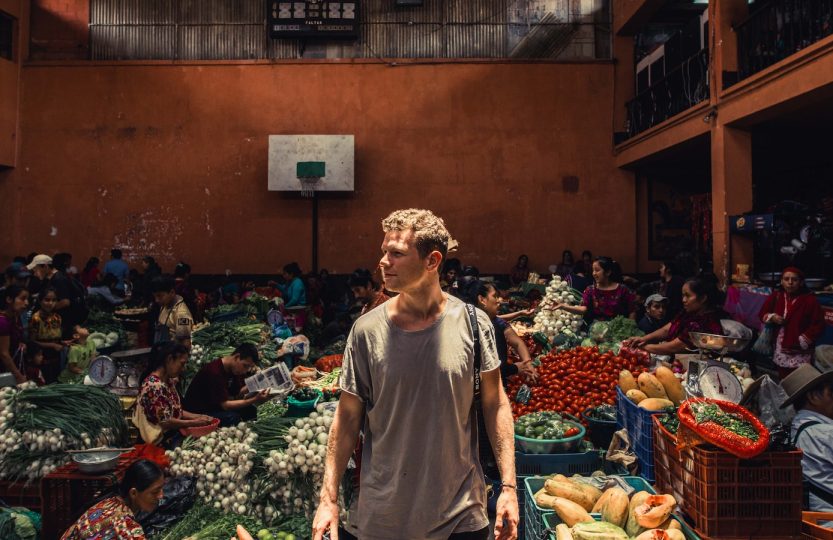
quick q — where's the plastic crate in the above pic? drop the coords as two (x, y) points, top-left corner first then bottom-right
(542, 512), (701, 540)
(40, 458), (132, 540)
(652, 416), (803, 539)
(516, 449), (605, 477)
(0, 479), (42, 512)
(615, 385), (665, 482)
(802, 512), (833, 539)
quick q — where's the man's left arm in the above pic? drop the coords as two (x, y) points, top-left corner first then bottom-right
(481, 367), (519, 540)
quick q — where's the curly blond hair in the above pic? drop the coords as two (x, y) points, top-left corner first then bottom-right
(381, 208), (451, 260)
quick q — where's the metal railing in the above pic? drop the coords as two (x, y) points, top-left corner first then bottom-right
(624, 48), (709, 139)
(737, 0), (833, 81)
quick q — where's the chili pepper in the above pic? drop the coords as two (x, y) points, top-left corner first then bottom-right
(678, 398), (770, 458)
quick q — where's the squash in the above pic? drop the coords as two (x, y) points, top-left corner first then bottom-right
(626, 389), (648, 404)
(571, 521), (629, 540)
(551, 497), (594, 527)
(638, 373), (668, 399)
(655, 366), (684, 405)
(618, 370), (638, 392)
(639, 398), (674, 411)
(535, 489), (559, 510)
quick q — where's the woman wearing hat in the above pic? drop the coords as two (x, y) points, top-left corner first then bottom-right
(759, 267), (825, 379)
(780, 364), (833, 516)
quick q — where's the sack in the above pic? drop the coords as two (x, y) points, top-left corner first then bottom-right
(752, 323), (776, 355)
(136, 476), (196, 534)
(132, 402), (163, 445)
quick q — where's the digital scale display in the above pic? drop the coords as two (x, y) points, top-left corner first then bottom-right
(268, 1), (359, 39)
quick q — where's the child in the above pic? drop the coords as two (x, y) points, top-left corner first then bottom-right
(58, 325), (97, 384)
(23, 342), (46, 386)
(28, 287), (64, 383)
(639, 294), (670, 334)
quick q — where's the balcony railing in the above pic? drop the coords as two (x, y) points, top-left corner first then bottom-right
(737, 0), (833, 81)
(624, 48), (710, 140)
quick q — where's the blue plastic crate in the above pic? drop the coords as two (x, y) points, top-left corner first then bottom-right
(516, 449), (605, 477)
(615, 386), (666, 482)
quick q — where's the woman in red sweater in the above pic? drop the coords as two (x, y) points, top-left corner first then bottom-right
(759, 267), (825, 379)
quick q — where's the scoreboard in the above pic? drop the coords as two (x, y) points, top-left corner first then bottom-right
(268, 1), (359, 39)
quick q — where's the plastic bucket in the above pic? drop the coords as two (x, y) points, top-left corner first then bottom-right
(582, 407), (617, 451)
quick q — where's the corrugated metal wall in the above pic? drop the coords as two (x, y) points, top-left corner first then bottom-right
(90, 0), (610, 61)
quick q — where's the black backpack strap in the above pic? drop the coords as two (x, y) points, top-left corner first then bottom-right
(793, 420), (821, 447)
(465, 303), (482, 404)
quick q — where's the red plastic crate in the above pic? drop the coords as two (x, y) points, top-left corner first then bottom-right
(0, 479), (42, 512)
(652, 416), (803, 540)
(40, 458), (132, 540)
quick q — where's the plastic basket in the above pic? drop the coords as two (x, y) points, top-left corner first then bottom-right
(582, 407), (617, 450)
(179, 416), (220, 437)
(514, 421), (586, 455)
(286, 390), (322, 417)
(515, 448), (604, 477)
(0, 479), (42, 512)
(802, 512), (833, 539)
(652, 416), (804, 540)
(41, 457), (132, 539)
(615, 385), (665, 482)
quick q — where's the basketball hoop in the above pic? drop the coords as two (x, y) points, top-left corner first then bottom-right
(299, 176), (321, 198)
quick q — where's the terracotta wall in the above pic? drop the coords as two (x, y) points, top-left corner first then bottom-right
(0, 61), (636, 275)
(0, 0), (24, 167)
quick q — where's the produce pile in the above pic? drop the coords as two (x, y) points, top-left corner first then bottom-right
(533, 275), (586, 348)
(85, 307), (127, 349)
(515, 411), (581, 440)
(188, 320), (277, 389)
(0, 383), (129, 481)
(582, 317), (644, 354)
(0, 506), (38, 540)
(535, 474), (684, 540)
(205, 294), (276, 323)
(618, 366), (684, 410)
(507, 347), (650, 419)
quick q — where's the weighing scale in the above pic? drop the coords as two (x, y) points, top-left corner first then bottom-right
(88, 347), (151, 396)
(684, 332), (751, 403)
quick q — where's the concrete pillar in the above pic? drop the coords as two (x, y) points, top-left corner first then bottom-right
(711, 124), (753, 285)
(711, 0), (749, 94)
(613, 35), (635, 140)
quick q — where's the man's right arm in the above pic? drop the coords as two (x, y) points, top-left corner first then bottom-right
(312, 391), (364, 540)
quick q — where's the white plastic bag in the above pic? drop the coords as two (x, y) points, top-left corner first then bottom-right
(815, 345), (833, 372)
(721, 319), (753, 340)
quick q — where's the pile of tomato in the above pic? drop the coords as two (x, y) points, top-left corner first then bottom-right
(506, 346), (650, 420)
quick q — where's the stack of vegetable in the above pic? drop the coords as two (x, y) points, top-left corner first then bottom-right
(188, 320), (272, 388)
(678, 398), (770, 458)
(535, 474), (683, 540)
(157, 503), (307, 540)
(85, 307), (126, 349)
(0, 384), (129, 481)
(582, 316), (644, 354)
(533, 275), (585, 347)
(167, 424), (258, 514)
(619, 366), (684, 410)
(507, 347), (650, 418)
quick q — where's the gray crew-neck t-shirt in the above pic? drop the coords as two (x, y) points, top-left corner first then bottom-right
(340, 294), (500, 540)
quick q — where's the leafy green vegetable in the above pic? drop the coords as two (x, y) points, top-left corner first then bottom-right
(691, 402), (759, 441)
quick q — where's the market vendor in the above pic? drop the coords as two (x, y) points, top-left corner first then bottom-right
(623, 276), (724, 355)
(348, 269), (389, 316)
(151, 275), (194, 347)
(780, 364), (833, 515)
(552, 257), (636, 322)
(0, 285), (29, 384)
(136, 342), (214, 447)
(468, 280), (537, 385)
(276, 262), (307, 308)
(759, 267), (825, 379)
(61, 459), (164, 540)
(182, 343), (271, 426)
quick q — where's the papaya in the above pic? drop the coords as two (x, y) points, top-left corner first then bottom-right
(551, 497), (594, 527)
(571, 521), (629, 540)
(635, 494), (677, 528)
(544, 477), (599, 511)
(594, 487), (629, 528)
(655, 366), (685, 405)
(627, 389), (648, 404)
(638, 373), (668, 399)
(619, 370), (637, 392)
(535, 488), (559, 510)
(555, 524), (574, 540)
(626, 491), (652, 537)
(639, 398), (674, 411)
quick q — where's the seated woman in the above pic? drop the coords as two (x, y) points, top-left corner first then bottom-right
(136, 342), (213, 447)
(276, 262), (307, 308)
(624, 276), (724, 355)
(61, 459), (164, 540)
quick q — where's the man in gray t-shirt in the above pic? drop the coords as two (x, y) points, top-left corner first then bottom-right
(312, 209), (519, 540)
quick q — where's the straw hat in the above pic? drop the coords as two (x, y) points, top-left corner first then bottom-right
(780, 364), (833, 408)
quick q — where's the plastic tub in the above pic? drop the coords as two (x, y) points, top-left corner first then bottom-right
(514, 420), (585, 454)
(286, 389), (322, 417)
(582, 407), (617, 451)
(180, 417), (220, 437)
